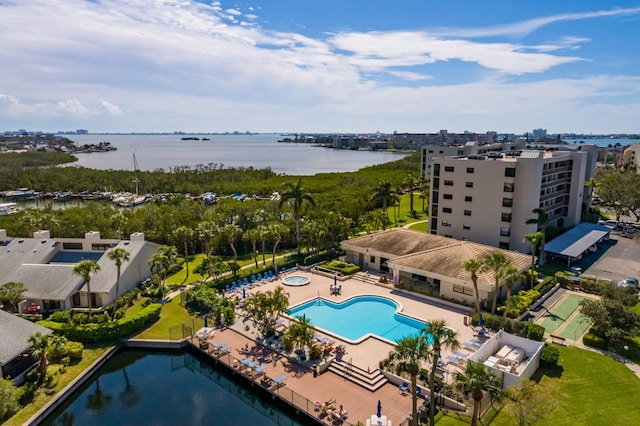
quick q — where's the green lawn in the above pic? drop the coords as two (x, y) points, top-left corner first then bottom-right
(5, 346), (110, 426)
(632, 301), (640, 315)
(431, 345), (640, 425)
(408, 221), (430, 233)
(134, 296), (202, 340)
(492, 345), (640, 426)
(386, 193), (429, 226)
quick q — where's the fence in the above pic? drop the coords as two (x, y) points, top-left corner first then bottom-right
(169, 322), (194, 341)
(193, 339), (352, 425)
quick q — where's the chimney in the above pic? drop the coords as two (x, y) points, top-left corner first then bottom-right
(33, 230), (51, 239)
(85, 231), (100, 240)
(130, 232), (145, 242)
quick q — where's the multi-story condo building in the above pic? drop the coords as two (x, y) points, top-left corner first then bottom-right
(420, 140), (526, 180)
(622, 141), (640, 174)
(392, 130), (495, 148)
(428, 146), (598, 253)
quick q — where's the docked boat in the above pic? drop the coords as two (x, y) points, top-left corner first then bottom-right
(2, 188), (35, 199)
(0, 202), (18, 215)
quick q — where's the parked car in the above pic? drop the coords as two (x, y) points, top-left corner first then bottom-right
(616, 278), (639, 288)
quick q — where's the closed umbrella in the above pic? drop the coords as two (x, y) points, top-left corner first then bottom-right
(377, 400), (382, 418)
(204, 314), (208, 328)
(274, 264), (279, 277)
(242, 287), (246, 298)
(334, 273), (337, 287)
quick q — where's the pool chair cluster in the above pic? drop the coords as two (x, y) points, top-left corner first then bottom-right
(224, 270), (279, 293)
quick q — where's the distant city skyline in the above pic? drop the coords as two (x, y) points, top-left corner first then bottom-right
(1, 1), (639, 134)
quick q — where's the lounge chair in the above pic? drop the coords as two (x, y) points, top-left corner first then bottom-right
(399, 381), (409, 394)
(463, 341), (481, 351)
(447, 355), (462, 364)
(241, 357), (253, 366)
(454, 351), (468, 359)
(471, 338), (484, 345)
(257, 273), (264, 281)
(218, 345), (231, 353)
(272, 375), (287, 388)
(253, 365), (266, 377)
(212, 341), (226, 349)
(267, 271), (275, 280)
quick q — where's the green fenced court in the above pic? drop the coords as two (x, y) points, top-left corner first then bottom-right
(539, 294), (585, 334)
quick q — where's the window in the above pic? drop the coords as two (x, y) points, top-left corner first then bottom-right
(500, 227), (511, 237)
(502, 198), (513, 208)
(505, 167), (516, 177)
(432, 191), (439, 203)
(444, 180), (454, 186)
(433, 164), (440, 176)
(443, 207), (452, 213)
(465, 196), (473, 202)
(499, 242), (510, 250)
(463, 224), (471, 230)
(428, 150), (434, 153)
(504, 182), (514, 192)
(466, 167), (474, 173)
(63, 242), (83, 250)
(465, 181), (474, 188)
(91, 243), (112, 251)
(370, 256), (376, 263)
(453, 284), (474, 296)
(464, 210), (471, 216)
(441, 221), (452, 227)
(443, 194), (453, 200)
(72, 293), (81, 307)
(445, 166), (455, 172)
(501, 212), (512, 222)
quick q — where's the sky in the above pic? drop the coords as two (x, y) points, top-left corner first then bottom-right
(1, 0), (639, 134)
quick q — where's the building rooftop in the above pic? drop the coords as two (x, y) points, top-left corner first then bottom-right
(0, 310), (52, 366)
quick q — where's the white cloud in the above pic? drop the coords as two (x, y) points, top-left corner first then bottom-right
(387, 71), (433, 81)
(0, 1), (637, 133)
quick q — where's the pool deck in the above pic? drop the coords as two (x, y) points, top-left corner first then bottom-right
(207, 269), (477, 424)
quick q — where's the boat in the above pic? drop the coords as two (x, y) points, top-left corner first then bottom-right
(2, 188), (35, 199)
(114, 154), (147, 207)
(0, 202), (18, 215)
(54, 191), (72, 202)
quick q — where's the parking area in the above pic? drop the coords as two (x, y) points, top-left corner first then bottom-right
(582, 234), (640, 283)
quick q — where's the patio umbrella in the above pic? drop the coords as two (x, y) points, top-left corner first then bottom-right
(204, 314), (208, 328)
(478, 312), (484, 328)
(274, 264), (279, 276)
(334, 273), (337, 287)
(242, 287), (246, 298)
(377, 400), (382, 418)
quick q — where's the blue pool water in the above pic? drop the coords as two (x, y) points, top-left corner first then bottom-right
(288, 295), (427, 343)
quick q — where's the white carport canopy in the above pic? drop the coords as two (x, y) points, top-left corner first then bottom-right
(545, 222), (611, 258)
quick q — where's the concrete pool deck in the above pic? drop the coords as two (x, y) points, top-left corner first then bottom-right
(232, 269), (476, 373)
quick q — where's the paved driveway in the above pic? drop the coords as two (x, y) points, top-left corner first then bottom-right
(582, 235), (640, 283)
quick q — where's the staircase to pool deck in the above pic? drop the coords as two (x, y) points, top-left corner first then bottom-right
(352, 271), (392, 287)
(327, 358), (388, 392)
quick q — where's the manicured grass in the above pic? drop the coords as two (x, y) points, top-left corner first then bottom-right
(127, 296), (151, 315)
(5, 346), (110, 426)
(166, 254), (206, 286)
(539, 294), (585, 333)
(408, 221), (430, 233)
(632, 301), (640, 315)
(386, 194), (429, 226)
(558, 312), (592, 340)
(134, 296), (202, 340)
(491, 345), (640, 426)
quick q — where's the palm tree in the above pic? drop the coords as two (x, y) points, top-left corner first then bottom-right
(371, 179), (399, 227)
(462, 259), (483, 316)
(453, 362), (503, 426)
(222, 224), (243, 261)
(195, 220), (218, 255)
(73, 260), (101, 317)
(522, 232), (544, 288)
(481, 252), (510, 315)
(422, 320), (460, 426)
(149, 246), (176, 300)
(500, 265), (523, 328)
(28, 332), (67, 378)
(244, 286), (290, 337)
(175, 226), (194, 278)
(245, 227), (261, 268)
(107, 247), (131, 320)
(388, 335), (432, 426)
(405, 173), (419, 213)
(279, 178), (316, 254)
(282, 314), (315, 356)
(525, 209), (550, 264)
(584, 177), (599, 219)
(269, 222), (288, 264)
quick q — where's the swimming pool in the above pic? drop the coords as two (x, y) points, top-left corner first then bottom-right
(288, 295), (428, 343)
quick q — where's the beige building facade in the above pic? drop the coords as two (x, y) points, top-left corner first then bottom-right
(622, 141), (640, 173)
(428, 146), (598, 253)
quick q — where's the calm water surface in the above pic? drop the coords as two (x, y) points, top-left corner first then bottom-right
(42, 349), (311, 426)
(67, 134), (407, 175)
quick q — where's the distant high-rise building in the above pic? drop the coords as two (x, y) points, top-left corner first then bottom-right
(76, 129), (89, 134)
(532, 128), (547, 138)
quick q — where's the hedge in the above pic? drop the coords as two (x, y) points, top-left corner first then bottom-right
(582, 332), (606, 349)
(38, 303), (162, 343)
(317, 260), (360, 276)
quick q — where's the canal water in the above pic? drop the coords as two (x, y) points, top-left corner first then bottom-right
(41, 349), (313, 426)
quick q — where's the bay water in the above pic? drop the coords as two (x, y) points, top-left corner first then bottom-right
(67, 134), (407, 175)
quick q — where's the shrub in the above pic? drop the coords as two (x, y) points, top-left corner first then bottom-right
(16, 381), (38, 406)
(533, 276), (555, 294)
(48, 311), (71, 323)
(49, 340), (84, 363)
(37, 303), (162, 343)
(540, 344), (560, 367)
(318, 260), (360, 276)
(525, 323), (545, 341)
(309, 343), (323, 360)
(0, 378), (19, 422)
(507, 289), (541, 318)
(582, 332), (606, 349)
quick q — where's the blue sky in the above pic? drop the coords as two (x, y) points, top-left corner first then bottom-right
(1, 0), (639, 134)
